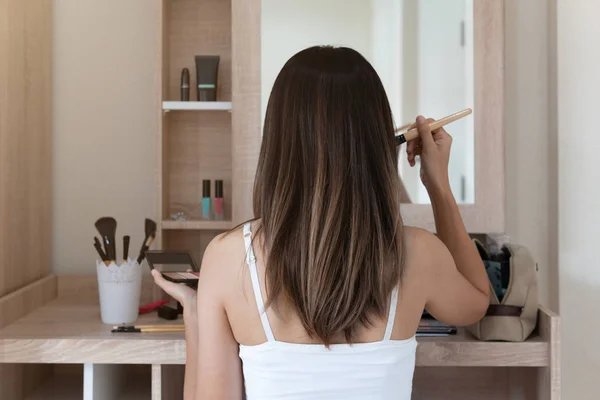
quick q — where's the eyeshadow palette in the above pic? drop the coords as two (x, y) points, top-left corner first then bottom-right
(144, 251), (200, 283)
(162, 271), (199, 281)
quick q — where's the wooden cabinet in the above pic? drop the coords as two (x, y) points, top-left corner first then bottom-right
(0, 0), (53, 398)
(0, 0), (52, 299)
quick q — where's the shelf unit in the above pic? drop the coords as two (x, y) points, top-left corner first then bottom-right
(162, 101), (232, 111)
(155, 0), (260, 276)
(161, 219), (234, 231)
(21, 364), (151, 400)
(25, 366), (83, 400)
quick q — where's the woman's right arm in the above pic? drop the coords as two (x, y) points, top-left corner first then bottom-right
(407, 116), (489, 326)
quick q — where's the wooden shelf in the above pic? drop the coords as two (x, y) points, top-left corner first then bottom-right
(0, 298), (554, 367)
(162, 101), (232, 111)
(25, 372), (83, 400)
(161, 220), (233, 230)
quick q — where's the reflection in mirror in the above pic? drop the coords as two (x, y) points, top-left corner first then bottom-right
(262, 0), (474, 204)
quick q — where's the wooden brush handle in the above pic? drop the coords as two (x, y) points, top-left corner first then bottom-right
(113, 324), (184, 330)
(140, 327), (185, 333)
(397, 108), (472, 142)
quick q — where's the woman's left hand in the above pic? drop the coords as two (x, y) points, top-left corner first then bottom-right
(151, 269), (197, 308)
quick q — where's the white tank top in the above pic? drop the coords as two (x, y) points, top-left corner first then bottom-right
(238, 223), (417, 400)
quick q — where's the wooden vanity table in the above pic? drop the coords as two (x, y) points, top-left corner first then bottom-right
(0, 275), (560, 399)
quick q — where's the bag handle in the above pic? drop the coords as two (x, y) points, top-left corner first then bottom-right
(486, 304), (523, 317)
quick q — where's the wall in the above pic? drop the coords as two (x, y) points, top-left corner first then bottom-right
(260, 0), (373, 124)
(507, 0), (600, 397)
(53, 0), (159, 274)
(557, 1), (600, 398)
(504, 0), (558, 312)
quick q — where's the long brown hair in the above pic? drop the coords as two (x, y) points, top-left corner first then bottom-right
(253, 46), (405, 345)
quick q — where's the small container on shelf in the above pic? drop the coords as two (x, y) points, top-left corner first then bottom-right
(214, 180), (224, 220)
(96, 260), (142, 324)
(201, 180), (211, 220)
(180, 68), (190, 101)
(195, 55), (220, 101)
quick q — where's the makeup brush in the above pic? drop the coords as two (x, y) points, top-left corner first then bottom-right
(395, 108), (472, 145)
(112, 324), (183, 330)
(136, 219), (157, 264)
(111, 325), (185, 333)
(93, 238), (110, 266)
(94, 237), (104, 255)
(123, 235), (130, 262)
(95, 217), (117, 261)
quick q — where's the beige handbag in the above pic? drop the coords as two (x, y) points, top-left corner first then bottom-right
(466, 241), (538, 342)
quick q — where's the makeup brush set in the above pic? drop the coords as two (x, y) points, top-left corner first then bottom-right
(93, 217), (157, 325)
(93, 217), (157, 266)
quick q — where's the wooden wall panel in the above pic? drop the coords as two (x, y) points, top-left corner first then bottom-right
(0, 0), (52, 297)
(0, 1), (53, 396)
(413, 367), (510, 400)
(0, 274), (57, 329)
(56, 274), (154, 305)
(166, 0), (232, 102)
(231, 0), (261, 224)
(0, 275), (57, 399)
(166, 112), (232, 220)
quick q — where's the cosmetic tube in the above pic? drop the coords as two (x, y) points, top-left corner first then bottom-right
(195, 56), (220, 101)
(181, 68), (190, 101)
(214, 180), (224, 220)
(201, 180), (211, 220)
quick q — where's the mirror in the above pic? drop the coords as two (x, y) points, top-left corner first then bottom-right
(261, 0), (474, 204)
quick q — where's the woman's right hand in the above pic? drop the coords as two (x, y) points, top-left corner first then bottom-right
(406, 115), (452, 194)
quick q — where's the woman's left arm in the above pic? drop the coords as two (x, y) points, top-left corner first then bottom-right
(151, 239), (243, 400)
(194, 240), (243, 400)
(182, 299), (199, 399)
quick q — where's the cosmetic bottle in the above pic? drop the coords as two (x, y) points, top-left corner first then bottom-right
(181, 68), (190, 101)
(201, 180), (211, 220)
(214, 180), (224, 220)
(195, 56), (220, 101)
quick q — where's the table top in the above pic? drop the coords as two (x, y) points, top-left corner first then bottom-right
(0, 298), (551, 366)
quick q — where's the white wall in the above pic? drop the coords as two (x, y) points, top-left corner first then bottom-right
(504, 0), (557, 313)
(557, 1), (600, 398)
(371, 0), (402, 127)
(507, 0), (600, 397)
(53, 0), (159, 274)
(261, 0), (373, 124)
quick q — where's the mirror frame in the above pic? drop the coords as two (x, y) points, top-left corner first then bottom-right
(231, 0), (505, 233)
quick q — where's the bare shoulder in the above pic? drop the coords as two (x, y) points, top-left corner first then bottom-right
(202, 224), (248, 275)
(402, 226), (453, 276)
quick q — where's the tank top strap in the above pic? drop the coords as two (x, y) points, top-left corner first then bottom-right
(243, 223), (275, 342)
(383, 286), (399, 341)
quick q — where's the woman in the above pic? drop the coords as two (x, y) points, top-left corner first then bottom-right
(153, 46), (489, 399)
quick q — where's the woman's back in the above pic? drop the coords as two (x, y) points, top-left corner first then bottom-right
(237, 222), (416, 399)
(207, 222), (444, 399)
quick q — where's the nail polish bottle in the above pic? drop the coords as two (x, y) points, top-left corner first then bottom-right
(201, 180), (211, 220)
(214, 180), (224, 220)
